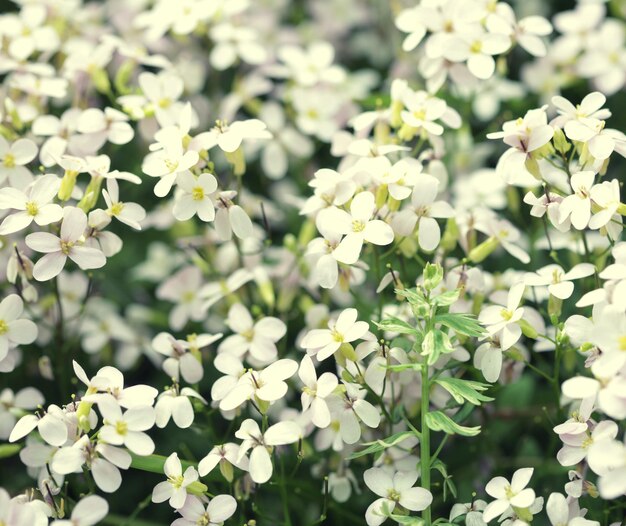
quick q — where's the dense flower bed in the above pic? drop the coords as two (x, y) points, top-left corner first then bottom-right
(0, 0), (625, 525)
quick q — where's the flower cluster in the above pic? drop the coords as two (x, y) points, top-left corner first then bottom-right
(0, 0), (625, 526)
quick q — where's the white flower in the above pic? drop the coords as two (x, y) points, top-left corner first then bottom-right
(218, 359), (298, 411)
(392, 174), (455, 251)
(363, 467), (433, 526)
(156, 266), (206, 330)
(214, 193), (254, 241)
(173, 494), (237, 526)
(318, 191), (394, 265)
(218, 303), (286, 364)
(0, 294), (37, 361)
(558, 171), (596, 230)
(0, 387), (43, 440)
(152, 452), (200, 509)
(209, 23), (267, 70)
(474, 341), (504, 383)
(142, 134), (199, 197)
(0, 136), (37, 189)
(329, 383), (381, 444)
(552, 92), (611, 129)
(9, 404), (68, 446)
(155, 386), (206, 429)
(546, 492), (599, 526)
(298, 355), (338, 428)
(198, 119), (271, 153)
(301, 308), (369, 361)
(557, 420), (618, 466)
(587, 437), (626, 499)
(395, 6), (427, 52)
(77, 107), (134, 148)
(173, 172), (218, 222)
(479, 283), (525, 351)
(51, 435), (132, 493)
(483, 468), (536, 522)
(102, 179), (146, 230)
(0, 174), (63, 235)
(25, 207), (106, 281)
(51, 495), (108, 526)
(400, 90), (450, 136)
(198, 443), (248, 479)
(487, 107), (554, 185)
(235, 418), (301, 484)
(446, 26), (511, 79)
(152, 332), (220, 384)
(200, 268), (254, 311)
(524, 263), (595, 299)
(77, 363), (158, 409)
(275, 41), (345, 86)
(98, 399), (155, 456)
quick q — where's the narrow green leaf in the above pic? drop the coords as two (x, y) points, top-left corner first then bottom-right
(130, 452), (198, 474)
(432, 289), (460, 307)
(375, 317), (421, 336)
(389, 515), (425, 526)
(435, 377), (494, 405)
(435, 313), (485, 337)
(347, 431), (416, 460)
(0, 443), (22, 458)
(425, 411), (481, 437)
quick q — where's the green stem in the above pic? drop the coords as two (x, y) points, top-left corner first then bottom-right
(421, 354), (432, 526)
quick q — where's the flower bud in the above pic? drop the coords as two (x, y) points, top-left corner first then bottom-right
(468, 236), (500, 263)
(58, 170), (79, 201)
(552, 128), (570, 155)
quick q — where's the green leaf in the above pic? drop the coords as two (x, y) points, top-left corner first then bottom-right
(0, 444), (22, 458)
(347, 431), (416, 460)
(384, 363), (423, 372)
(435, 377), (494, 406)
(130, 452), (198, 474)
(389, 515), (426, 526)
(395, 288), (429, 309)
(422, 329), (455, 365)
(435, 313), (485, 337)
(432, 289), (460, 307)
(375, 317), (421, 336)
(425, 411), (481, 437)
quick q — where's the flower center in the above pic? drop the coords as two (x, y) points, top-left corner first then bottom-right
(387, 489), (401, 502)
(412, 109), (426, 121)
(164, 159), (179, 172)
(25, 201), (39, 216)
(110, 202), (124, 216)
(582, 435), (593, 449)
(242, 328), (254, 342)
(3, 153), (15, 168)
(331, 329), (344, 343)
(168, 474), (185, 489)
(470, 40), (483, 53)
(115, 421), (128, 435)
(0, 320), (8, 335)
(192, 186), (205, 201)
(61, 240), (74, 255)
(576, 186), (589, 199)
(619, 335), (626, 351)
(352, 220), (366, 233)
(500, 309), (513, 321)
(551, 269), (562, 284)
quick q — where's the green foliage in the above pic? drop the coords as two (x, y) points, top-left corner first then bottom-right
(424, 411), (481, 437)
(434, 377), (494, 406)
(347, 431), (417, 460)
